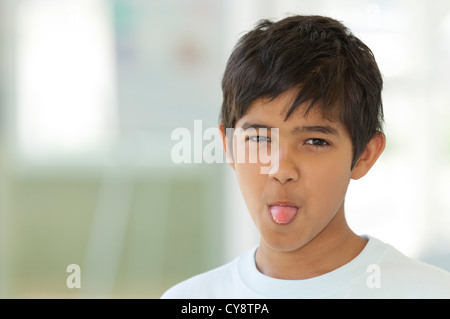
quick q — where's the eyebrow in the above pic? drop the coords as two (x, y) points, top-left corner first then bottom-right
(240, 122), (273, 130)
(239, 122), (339, 136)
(291, 125), (339, 136)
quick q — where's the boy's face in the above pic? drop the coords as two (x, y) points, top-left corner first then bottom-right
(222, 88), (362, 253)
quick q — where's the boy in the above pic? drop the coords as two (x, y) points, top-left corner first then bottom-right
(161, 15), (450, 298)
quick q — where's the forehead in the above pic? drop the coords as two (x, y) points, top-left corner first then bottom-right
(236, 88), (344, 133)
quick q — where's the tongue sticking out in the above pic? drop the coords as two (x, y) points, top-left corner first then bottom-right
(269, 205), (298, 224)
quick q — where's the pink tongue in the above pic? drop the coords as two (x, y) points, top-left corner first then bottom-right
(269, 206), (297, 224)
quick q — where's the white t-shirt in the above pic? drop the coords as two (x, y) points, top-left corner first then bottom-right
(161, 236), (450, 299)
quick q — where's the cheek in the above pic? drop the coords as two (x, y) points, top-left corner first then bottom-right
(232, 141), (268, 201)
(235, 162), (264, 189)
(235, 163), (266, 212)
(306, 158), (352, 209)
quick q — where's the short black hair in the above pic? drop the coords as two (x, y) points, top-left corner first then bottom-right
(220, 15), (384, 168)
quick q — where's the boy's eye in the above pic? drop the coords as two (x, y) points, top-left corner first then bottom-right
(305, 138), (329, 147)
(247, 136), (271, 143)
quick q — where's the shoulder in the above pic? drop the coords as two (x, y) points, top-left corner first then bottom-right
(372, 237), (450, 298)
(160, 258), (239, 299)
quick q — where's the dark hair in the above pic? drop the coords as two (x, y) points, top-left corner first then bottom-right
(219, 15), (384, 168)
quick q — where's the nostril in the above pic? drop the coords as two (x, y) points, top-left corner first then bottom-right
(268, 162), (299, 184)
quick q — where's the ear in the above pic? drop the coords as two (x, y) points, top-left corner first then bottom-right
(219, 123), (235, 171)
(351, 131), (386, 180)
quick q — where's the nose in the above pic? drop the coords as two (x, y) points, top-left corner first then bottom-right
(268, 144), (299, 184)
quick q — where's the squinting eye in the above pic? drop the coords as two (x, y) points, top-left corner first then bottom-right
(305, 138), (329, 147)
(248, 136), (271, 143)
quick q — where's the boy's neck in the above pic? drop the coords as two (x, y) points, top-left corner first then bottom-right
(254, 209), (367, 280)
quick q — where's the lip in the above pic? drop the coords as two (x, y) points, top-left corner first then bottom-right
(267, 201), (299, 208)
(267, 201), (299, 225)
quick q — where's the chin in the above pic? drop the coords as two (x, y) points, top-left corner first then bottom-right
(260, 230), (312, 253)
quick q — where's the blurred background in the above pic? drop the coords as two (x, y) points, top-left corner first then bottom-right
(0, 0), (449, 298)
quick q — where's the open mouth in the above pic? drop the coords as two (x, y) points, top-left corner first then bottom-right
(268, 202), (298, 225)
